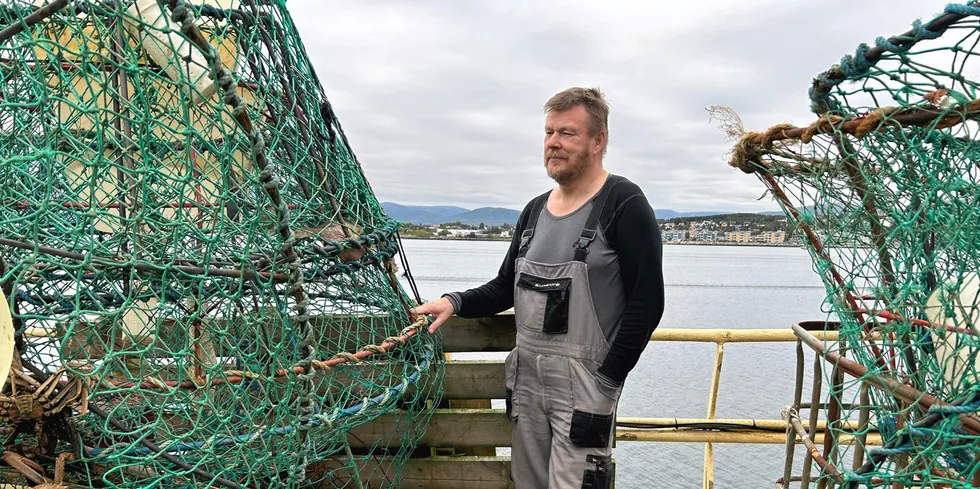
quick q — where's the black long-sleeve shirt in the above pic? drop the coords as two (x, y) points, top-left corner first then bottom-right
(444, 178), (665, 385)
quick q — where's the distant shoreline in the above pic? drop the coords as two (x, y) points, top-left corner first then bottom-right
(398, 236), (802, 248)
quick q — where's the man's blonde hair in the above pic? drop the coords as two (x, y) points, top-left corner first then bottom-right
(544, 86), (609, 154)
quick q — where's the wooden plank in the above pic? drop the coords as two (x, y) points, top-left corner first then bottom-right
(310, 456), (615, 489)
(348, 409), (511, 449)
(311, 456), (515, 489)
(443, 353), (497, 457)
(319, 360), (504, 400)
(443, 360), (505, 399)
(439, 314), (515, 352)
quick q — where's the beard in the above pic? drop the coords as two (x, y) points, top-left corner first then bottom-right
(545, 151), (589, 185)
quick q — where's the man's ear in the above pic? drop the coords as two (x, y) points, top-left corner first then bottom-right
(593, 131), (607, 155)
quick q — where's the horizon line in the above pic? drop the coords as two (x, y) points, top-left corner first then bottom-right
(380, 201), (782, 215)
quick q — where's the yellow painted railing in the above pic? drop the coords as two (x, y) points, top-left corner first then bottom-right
(432, 313), (876, 489)
(632, 322), (874, 489)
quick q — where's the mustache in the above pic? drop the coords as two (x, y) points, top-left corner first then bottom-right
(546, 152), (568, 159)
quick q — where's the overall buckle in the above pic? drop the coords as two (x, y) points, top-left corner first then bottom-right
(519, 229), (534, 249)
(572, 229), (596, 251)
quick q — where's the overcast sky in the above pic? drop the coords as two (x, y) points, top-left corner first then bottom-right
(284, 1), (941, 213)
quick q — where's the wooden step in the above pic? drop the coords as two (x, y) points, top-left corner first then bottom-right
(323, 359), (505, 400)
(310, 455), (616, 489)
(347, 408), (509, 449)
(311, 456), (514, 489)
(440, 315), (515, 352)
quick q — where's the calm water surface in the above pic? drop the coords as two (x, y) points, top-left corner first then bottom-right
(396, 239), (835, 488)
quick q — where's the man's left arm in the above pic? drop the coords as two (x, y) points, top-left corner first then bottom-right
(596, 193), (665, 387)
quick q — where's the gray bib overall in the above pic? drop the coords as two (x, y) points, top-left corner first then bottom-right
(505, 175), (624, 489)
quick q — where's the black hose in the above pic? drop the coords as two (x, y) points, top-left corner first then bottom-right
(395, 231), (423, 305)
(616, 421), (788, 433)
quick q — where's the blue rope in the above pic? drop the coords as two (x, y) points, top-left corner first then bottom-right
(840, 43), (874, 78)
(86, 342), (434, 458)
(874, 36), (908, 54)
(868, 442), (911, 458)
(911, 18), (942, 40)
(928, 398), (980, 414)
(811, 1), (980, 113)
(944, 3), (980, 16)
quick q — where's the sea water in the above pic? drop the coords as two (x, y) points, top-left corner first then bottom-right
(396, 239), (835, 488)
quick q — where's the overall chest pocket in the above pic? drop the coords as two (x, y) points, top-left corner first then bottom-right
(516, 272), (571, 334)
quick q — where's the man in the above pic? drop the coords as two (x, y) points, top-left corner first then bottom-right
(414, 87), (664, 489)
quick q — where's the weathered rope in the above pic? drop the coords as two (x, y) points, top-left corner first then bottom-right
(0, 1), (440, 486)
(716, 4), (980, 485)
(725, 99), (980, 174)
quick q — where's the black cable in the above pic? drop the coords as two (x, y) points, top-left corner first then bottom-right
(616, 421), (788, 433)
(395, 231), (423, 305)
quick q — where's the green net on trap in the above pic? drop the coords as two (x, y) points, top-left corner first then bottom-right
(710, 2), (980, 487)
(0, 1), (442, 488)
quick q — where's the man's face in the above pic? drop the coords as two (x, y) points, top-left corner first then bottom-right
(543, 105), (598, 185)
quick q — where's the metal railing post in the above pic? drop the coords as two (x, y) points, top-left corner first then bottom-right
(703, 342), (725, 489)
(782, 338), (807, 487)
(853, 383), (870, 470)
(801, 349), (823, 488)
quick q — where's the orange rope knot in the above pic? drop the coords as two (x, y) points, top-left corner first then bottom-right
(761, 123), (796, 149)
(729, 131), (765, 174)
(400, 316), (428, 336)
(853, 107), (900, 138)
(330, 351), (360, 364)
(800, 114), (844, 143)
(383, 335), (407, 346)
(226, 369), (264, 380)
(311, 360), (330, 372)
(359, 344), (387, 355)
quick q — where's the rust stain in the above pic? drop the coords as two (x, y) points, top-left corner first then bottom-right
(617, 432), (638, 441)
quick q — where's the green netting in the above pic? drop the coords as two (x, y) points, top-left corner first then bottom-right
(0, 1), (441, 488)
(710, 2), (980, 487)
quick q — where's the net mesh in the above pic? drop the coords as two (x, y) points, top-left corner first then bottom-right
(0, 1), (441, 488)
(711, 2), (980, 487)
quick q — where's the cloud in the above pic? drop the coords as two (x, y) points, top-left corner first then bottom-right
(283, 0), (948, 212)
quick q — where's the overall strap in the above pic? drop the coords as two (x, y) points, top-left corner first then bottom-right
(573, 174), (622, 262)
(517, 191), (551, 258)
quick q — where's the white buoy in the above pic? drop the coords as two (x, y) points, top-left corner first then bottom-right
(122, 0), (217, 105)
(0, 287), (14, 392)
(924, 272), (980, 391)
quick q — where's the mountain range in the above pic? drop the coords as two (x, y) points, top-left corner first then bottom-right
(381, 202), (518, 226)
(381, 202), (783, 226)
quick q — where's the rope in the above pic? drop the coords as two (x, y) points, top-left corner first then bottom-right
(811, 1), (980, 112)
(713, 3), (980, 486)
(170, 2), (318, 482)
(0, 1), (443, 487)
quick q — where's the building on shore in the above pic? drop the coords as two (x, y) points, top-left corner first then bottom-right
(726, 231), (752, 243)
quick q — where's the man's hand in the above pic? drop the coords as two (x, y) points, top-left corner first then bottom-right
(413, 297), (455, 334)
